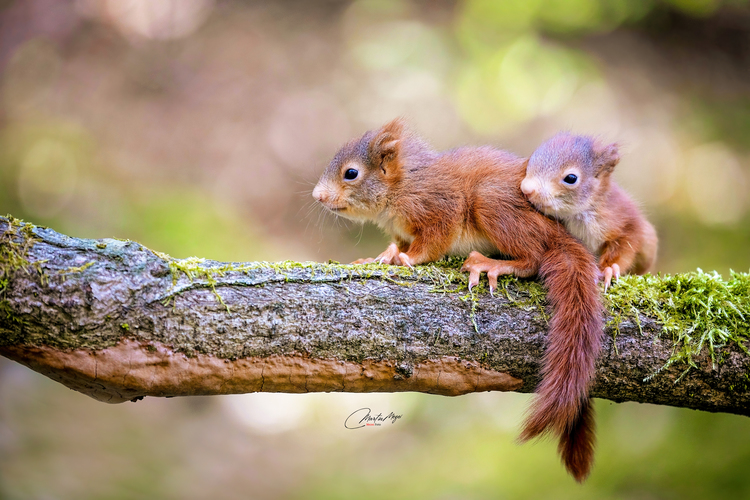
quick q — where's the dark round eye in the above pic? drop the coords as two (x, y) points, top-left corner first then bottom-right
(563, 174), (578, 185)
(343, 168), (359, 181)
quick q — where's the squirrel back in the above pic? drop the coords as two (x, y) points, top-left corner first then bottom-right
(314, 120), (604, 481)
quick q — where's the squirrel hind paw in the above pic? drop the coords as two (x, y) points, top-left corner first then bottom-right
(460, 252), (517, 292)
(460, 253), (490, 290)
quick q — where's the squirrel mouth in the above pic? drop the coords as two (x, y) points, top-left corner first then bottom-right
(526, 194), (549, 210)
(525, 195), (542, 208)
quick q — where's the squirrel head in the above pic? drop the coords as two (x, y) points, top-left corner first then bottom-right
(521, 133), (619, 219)
(312, 118), (406, 222)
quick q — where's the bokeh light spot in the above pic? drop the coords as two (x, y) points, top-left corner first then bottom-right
(102, 0), (215, 41)
(223, 393), (312, 435)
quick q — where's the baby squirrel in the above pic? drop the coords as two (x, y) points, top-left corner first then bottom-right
(313, 119), (604, 482)
(521, 133), (658, 289)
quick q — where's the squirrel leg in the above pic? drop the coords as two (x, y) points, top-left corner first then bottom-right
(460, 251), (537, 294)
(396, 233), (452, 268)
(598, 238), (637, 290)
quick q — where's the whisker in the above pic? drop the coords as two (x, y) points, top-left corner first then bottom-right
(355, 224), (364, 246)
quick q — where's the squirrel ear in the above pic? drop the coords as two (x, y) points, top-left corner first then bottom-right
(369, 118), (405, 173)
(593, 141), (619, 176)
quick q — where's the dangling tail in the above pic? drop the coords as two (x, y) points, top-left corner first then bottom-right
(518, 237), (603, 482)
(558, 398), (596, 481)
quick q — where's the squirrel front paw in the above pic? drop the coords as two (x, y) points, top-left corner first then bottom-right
(352, 243), (401, 265)
(397, 252), (414, 268)
(600, 263), (621, 291)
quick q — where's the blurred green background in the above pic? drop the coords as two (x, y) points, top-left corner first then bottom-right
(1, 0), (750, 498)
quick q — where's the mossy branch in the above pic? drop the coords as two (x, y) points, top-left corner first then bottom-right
(1, 216), (749, 415)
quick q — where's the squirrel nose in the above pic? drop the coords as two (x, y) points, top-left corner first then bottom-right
(520, 178), (538, 197)
(312, 184), (328, 203)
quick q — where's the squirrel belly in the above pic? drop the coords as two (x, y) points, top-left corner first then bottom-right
(314, 119), (604, 481)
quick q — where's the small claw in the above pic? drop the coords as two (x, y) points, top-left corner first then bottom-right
(398, 253), (414, 268)
(602, 266), (613, 292)
(468, 282), (474, 291)
(487, 272), (499, 293)
(490, 286), (495, 297)
(612, 263), (621, 280)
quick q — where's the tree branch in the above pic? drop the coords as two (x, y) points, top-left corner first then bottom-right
(1, 216), (748, 416)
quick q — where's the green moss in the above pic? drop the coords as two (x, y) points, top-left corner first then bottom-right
(157, 254), (499, 324)
(1, 216), (44, 280)
(461, 289), (481, 333)
(120, 323), (130, 331)
(343, 259), (750, 381)
(348, 257), (552, 332)
(58, 261), (94, 280)
(1, 216), (47, 326)
(96, 242), (107, 249)
(606, 270), (750, 381)
(167, 257), (232, 312)
(0, 299), (25, 325)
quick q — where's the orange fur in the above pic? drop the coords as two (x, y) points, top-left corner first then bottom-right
(597, 184), (658, 274)
(313, 119), (604, 481)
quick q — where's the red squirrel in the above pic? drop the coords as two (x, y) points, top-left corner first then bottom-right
(313, 119), (604, 481)
(521, 133), (658, 289)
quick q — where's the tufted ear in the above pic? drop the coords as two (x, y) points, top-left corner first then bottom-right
(369, 118), (405, 174)
(593, 140), (620, 177)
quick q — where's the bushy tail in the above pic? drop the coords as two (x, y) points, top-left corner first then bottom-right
(518, 239), (603, 482)
(558, 398), (596, 481)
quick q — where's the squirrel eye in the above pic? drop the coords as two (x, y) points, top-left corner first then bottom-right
(343, 168), (359, 181)
(563, 174), (578, 185)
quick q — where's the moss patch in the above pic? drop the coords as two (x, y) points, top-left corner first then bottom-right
(1, 216), (47, 324)
(167, 257), (233, 312)
(58, 261), (94, 280)
(606, 270), (750, 381)
(0, 215), (45, 279)
(159, 254), (549, 335)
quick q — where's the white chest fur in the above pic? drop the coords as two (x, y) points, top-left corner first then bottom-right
(566, 211), (607, 255)
(376, 213), (413, 245)
(446, 229), (496, 256)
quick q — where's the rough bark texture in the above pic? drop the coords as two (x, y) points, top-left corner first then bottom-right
(1, 217), (748, 415)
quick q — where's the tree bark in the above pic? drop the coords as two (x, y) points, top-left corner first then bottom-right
(1, 216), (748, 416)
